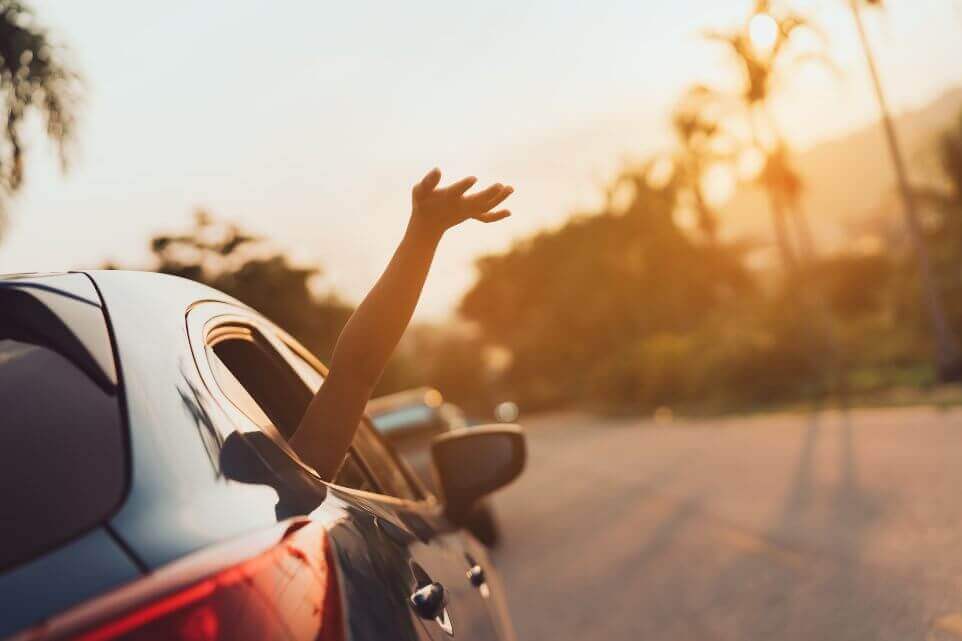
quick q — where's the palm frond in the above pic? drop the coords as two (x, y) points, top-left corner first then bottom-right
(0, 0), (80, 229)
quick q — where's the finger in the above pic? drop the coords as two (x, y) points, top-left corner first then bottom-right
(414, 168), (442, 196)
(441, 175), (478, 197)
(474, 209), (511, 223)
(475, 185), (514, 212)
(463, 183), (503, 205)
(465, 184), (513, 210)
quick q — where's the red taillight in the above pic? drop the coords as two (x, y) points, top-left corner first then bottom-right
(24, 522), (342, 641)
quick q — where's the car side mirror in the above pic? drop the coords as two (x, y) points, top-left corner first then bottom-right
(431, 425), (526, 522)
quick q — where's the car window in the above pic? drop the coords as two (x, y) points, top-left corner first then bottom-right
(207, 349), (274, 431)
(279, 339), (425, 502)
(351, 420), (421, 501)
(209, 347), (379, 495)
(204, 319), (422, 501)
(334, 451), (379, 493)
(0, 278), (126, 571)
(206, 325), (312, 440)
(280, 344), (323, 392)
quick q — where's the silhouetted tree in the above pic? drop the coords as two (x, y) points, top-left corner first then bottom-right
(926, 111), (962, 334)
(846, 0), (962, 379)
(0, 1), (79, 233)
(705, 1), (830, 268)
(461, 166), (756, 410)
(143, 210), (354, 364)
(669, 85), (732, 243)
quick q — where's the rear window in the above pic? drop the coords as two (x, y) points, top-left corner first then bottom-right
(0, 276), (126, 570)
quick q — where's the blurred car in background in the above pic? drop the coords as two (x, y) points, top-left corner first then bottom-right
(368, 388), (502, 546)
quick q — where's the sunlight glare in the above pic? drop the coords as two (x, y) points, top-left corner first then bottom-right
(736, 146), (766, 181)
(748, 13), (778, 56)
(701, 162), (735, 207)
(646, 156), (676, 190)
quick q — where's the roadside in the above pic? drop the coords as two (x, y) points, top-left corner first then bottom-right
(516, 382), (962, 428)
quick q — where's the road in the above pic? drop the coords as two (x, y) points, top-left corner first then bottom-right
(489, 407), (962, 641)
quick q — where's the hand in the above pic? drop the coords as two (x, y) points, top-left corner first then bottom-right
(410, 168), (514, 239)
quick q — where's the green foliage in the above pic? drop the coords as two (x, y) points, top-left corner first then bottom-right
(932, 112), (962, 335)
(144, 211), (354, 363)
(0, 1), (79, 231)
(461, 168), (760, 411)
(458, 117), (962, 415)
(112, 106), (962, 418)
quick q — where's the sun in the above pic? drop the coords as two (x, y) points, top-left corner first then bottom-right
(748, 12), (779, 56)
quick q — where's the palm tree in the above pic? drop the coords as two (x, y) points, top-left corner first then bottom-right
(704, 2), (826, 270)
(762, 142), (816, 259)
(670, 85), (731, 243)
(846, 0), (962, 379)
(0, 1), (80, 234)
(703, 2), (849, 396)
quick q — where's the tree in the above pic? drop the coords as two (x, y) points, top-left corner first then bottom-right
(845, 0), (962, 379)
(0, 1), (80, 234)
(460, 165), (755, 410)
(921, 111), (962, 335)
(137, 210), (355, 364)
(669, 85), (731, 243)
(704, 1), (829, 269)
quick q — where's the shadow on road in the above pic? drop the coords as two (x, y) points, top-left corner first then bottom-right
(493, 411), (943, 640)
(694, 411), (919, 640)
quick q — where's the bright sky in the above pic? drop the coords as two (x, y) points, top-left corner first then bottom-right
(2, 0), (961, 318)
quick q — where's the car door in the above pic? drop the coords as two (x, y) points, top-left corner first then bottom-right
(272, 327), (505, 641)
(186, 302), (503, 641)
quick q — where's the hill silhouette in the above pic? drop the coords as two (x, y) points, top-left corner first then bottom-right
(720, 88), (962, 255)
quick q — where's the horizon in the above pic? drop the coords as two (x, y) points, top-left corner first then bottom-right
(1, 0), (961, 319)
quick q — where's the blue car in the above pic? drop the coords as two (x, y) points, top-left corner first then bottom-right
(0, 271), (525, 641)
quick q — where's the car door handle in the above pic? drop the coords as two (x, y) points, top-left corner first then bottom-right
(410, 581), (447, 620)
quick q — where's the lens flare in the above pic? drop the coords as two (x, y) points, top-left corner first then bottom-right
(748, 13), (778, 56)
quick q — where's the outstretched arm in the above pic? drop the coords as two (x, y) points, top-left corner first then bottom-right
(290, 168), (513, 479)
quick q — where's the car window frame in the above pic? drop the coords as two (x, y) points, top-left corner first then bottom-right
(185, 301), (437, 510)
(272, 330), (435, 506)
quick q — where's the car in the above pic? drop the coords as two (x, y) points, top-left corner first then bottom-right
(0, 271), (525, 641)
(367, 389), (502, 546)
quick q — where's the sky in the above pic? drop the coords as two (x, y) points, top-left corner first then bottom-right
(2, 0), (961, 318)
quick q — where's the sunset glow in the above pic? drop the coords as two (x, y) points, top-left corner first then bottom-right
(749, 12), (779, 56)
(0, 1), (960, 317)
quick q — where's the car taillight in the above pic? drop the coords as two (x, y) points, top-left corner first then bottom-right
(21, 522), (342, 641)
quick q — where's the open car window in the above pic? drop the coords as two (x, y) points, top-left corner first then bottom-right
(206, 324), (311, 441)
(350, 419), (421, 502)
(275, 336), (426, 502)
(195, 309), (425, 501)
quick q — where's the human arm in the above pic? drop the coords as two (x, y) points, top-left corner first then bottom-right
(289, 168), (513, 479)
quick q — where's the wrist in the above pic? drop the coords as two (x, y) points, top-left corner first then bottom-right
(405, 214), (445, 247)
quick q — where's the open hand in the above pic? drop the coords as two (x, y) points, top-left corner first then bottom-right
(410, 168), (514, 238)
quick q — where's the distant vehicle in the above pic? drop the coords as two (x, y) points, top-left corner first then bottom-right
(0, 271), (525, 641)
(368, 388), (503, 546)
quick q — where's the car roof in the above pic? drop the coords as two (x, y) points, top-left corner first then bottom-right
(56, 270), (270, 569)
(2, 270), (244, 307)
